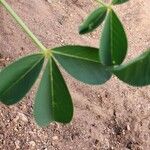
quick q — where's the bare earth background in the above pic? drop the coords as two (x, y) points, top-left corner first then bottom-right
(0, 0), (150, 149)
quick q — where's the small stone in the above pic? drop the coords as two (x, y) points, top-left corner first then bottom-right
(18, 113), (28, 123)
(97, 94), (101, 98)
(47, 0), (52, 4)
(52, 135), (59, 141)
(29, 141), (36, 147)
(6, 57), (10, 61)
(127, 124), (130, 131)
(15, 140), (20, 149)
(33, 129), (36, 132)
(13, 116), (20, 123)
(0, 133), (4, 140)
(14, 127), (19, 131)
(122, 129), (126, 135)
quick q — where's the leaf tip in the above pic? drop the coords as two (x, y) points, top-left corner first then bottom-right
(79, 26), (87, 35)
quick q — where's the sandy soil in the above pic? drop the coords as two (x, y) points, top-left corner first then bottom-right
(0, 0), (150, 149)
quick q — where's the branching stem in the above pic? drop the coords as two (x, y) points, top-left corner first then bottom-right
(0, 0), (47, 52)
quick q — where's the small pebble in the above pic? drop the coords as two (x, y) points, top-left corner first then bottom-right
(6, 57), (10, 61)
(127, 124), (131, 131)
(29, 141), (36, 147)
(52, 135), (59, 141)
(15, 140), (20, 149)
(18, 113), (28, 123)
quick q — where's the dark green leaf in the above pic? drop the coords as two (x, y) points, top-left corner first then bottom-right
(0, 54), (44, 105)
(100, 9), (128, 66)
(52, 45), (112, 85)
(113, 49), (150, 86)
(34, 58), (73, 127)
(79, 7), (107, 34)
(112, 0), (129, 5)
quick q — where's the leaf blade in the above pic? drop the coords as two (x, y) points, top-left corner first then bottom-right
(100, 9), (128, 66)
(79, 7), (107, 34)
(0, 54), (44, 105)
(34, 58), (73, 127)
(113, 49), (150, 86)
(34, 60), (54, 126)
(52, 45), (112, 85)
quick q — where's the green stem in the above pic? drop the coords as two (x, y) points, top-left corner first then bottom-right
(94, 0), (107, 7)
(0, 0), (47, 51)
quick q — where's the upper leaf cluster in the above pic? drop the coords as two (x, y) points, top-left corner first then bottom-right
(78, 0), (150, 86)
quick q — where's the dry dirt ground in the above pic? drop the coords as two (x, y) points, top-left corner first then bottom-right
(0, 0), (150, 149)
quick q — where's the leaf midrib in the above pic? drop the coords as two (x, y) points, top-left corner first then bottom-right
(110, 10), (113, 64)
(52, 51), (100, 63)
(49, 58), (55, 121)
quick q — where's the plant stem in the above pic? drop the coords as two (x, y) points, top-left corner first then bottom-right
(94, 0), (107, 7)
(0, 0), (47, 51)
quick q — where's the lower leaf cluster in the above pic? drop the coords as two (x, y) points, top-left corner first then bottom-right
(0, 0), (149, 127)
(0, 46), (149, 126)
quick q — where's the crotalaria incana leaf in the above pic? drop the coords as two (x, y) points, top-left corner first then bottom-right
(52, 45), (112, 85)
(0, 54), (44, 105)
(34, 58), (73, 126)
(113, 49), (150, 86)
(100, 9), (128, 66)
(79, 7), (107, 34)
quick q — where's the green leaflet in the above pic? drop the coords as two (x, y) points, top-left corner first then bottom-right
(79, 7), (107, 34)
(113, 49), (150, 86)
(100, 9), (128, 66)
(112, 0), (129, 5)
(0, 54), (44, 105)
(52, 45), (112, 85)
(34, 58), (73, 127)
